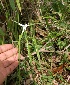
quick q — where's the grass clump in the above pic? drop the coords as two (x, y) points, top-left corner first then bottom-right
(0, 0), (70, 85)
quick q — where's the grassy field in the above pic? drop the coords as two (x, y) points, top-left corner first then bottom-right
(0, 0), (70, 85)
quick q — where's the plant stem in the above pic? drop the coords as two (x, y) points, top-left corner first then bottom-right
(18, 33), (23, 85)
(24, 31), (32, 63)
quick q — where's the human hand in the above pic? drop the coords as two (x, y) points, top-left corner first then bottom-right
(0, 44), (24, 85)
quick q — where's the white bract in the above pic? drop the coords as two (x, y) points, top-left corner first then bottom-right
(14, 21), (29, 33)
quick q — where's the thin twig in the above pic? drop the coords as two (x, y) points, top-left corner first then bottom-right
(31, 39), (54, 55)
(64, 44), (70, 51)
(31, 49), (70, 56)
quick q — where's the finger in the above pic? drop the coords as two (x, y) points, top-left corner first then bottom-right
(0, 72), (6, 85)
(0, 44), (13, 54)
(0, 48), (18, 61)
(3, 54), (25, 68)
(19, 54), (25, 60)
(0, 61), (7, 79)
(0, 53), (6, 61)
(3, 53), (18, 68)
(6, 60), (18, 75)
(4, 48), (18, 59)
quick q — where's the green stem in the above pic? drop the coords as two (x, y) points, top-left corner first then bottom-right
(18, 33), (23, 85)
(33, 36), (40, 64)
(24, 31), (32, 63)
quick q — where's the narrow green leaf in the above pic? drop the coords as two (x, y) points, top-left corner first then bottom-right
(0, 28), (5, 36)
(16, 0), (21, 12)
(9, 0), (15, 11)
(52, 2), (59, 12)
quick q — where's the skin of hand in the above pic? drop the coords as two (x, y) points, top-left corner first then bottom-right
(0, 44), (24, 85)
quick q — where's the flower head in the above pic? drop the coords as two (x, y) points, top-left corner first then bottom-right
(14, 21), (29, 33)
(22, 24), (29, 33)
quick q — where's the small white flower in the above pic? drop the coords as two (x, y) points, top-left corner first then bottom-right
(14, 21), (29, 33)
(22, 24), (29, 33)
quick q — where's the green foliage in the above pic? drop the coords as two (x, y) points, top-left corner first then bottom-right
(0, 0), (70, 85)
(9, 0), (15, 11)
(16, 0), (21, 12)
(0, 28), (5, 36)
(0, 28), (5, 44)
